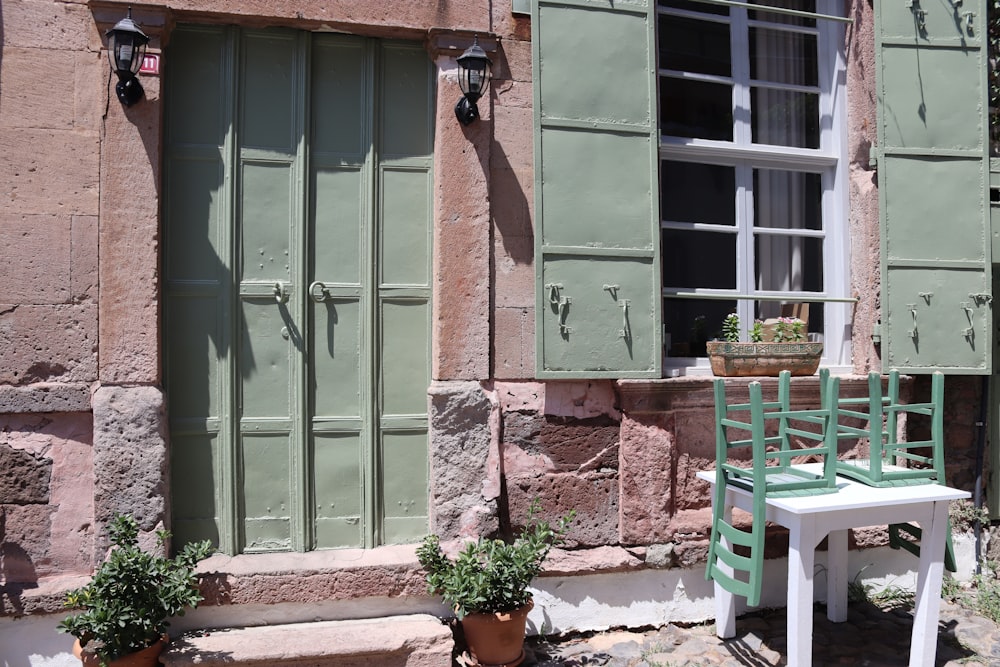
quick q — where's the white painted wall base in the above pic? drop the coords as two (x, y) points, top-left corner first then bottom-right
(1, 539), (978, 666)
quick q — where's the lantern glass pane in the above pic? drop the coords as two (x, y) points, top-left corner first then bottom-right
(118, 40), (135, 73)
(467, 68), (484, 96)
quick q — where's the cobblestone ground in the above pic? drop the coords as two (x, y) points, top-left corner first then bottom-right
(515, 600), (1000, 666)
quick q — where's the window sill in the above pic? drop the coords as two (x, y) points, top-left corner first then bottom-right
(618, 370), (889, 414)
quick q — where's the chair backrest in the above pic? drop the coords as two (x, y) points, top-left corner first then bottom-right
(713, 370), (839, 498)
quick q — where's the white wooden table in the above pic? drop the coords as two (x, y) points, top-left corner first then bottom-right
(697, 466), (969, 667)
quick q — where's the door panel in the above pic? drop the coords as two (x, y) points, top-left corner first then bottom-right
(381, 43), (434, 157)
(242, 32), (299, 152)
(381, 169), (431, 285)
(312, 37), (369, 155)
(313, 431), (364, 548)
(312, 298), (362, 417)
(166, 26), (433, 553)
(241, 163), (295, 283)
(381, 429), (430, 543)
(381, 300), (431, 415)
(240, 301), (293, 415)
(170, 432), (220, 545)
(242, 432), (292, 550)
(313, 168), (364, 283)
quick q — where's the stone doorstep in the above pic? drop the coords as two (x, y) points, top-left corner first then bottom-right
(160, 614), (454, 667)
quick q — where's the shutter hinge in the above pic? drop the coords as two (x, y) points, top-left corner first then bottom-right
(872, 320), (882, 345)
(869, 145), (877, 170)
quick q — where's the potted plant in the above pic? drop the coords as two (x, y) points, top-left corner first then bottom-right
(706, 313), (823, 377)
(59, 514), (213, 667)
(416, 502), (574, 667)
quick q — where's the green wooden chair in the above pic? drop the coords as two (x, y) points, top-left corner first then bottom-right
(706, 370), (840, 607)
(831, 369), (945, 487)
(828, 369), (955, 571)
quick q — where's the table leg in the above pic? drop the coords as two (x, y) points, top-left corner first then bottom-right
(788, 519), (818, 667)
(714, 500), (737, 639)
(826, 529), (848, 623)
(909, 501), (948, 667)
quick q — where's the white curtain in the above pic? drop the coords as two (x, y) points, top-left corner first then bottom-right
(753, 6), (807, 319)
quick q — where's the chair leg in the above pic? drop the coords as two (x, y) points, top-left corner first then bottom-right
(888, 520), (957, 573)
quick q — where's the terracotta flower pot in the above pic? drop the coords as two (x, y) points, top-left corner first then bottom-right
(73, 635), (168, 667)
(460, 598), (533, 667)
(706, 340), (823, 377)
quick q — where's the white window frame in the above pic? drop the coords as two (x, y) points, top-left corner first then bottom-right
(658, 0), (851, 376)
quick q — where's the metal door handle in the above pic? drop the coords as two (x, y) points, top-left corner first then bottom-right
(309, 281), (331, 302)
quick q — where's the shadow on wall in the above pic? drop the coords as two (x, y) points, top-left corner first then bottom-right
(488, 41), (533, 267)
(0, 508), (41, 617)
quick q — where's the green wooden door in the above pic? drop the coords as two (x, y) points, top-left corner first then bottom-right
(875, 0), (991, 373)
(164, 27), (433, 553)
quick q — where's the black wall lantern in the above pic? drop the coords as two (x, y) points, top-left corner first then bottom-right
(106, 7), (149, 107)
(455, 36), (492, 126)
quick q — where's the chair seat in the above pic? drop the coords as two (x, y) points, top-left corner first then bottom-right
(836, 459), (938, 487)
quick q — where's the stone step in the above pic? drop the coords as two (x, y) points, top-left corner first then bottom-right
(160, 614), (454, 667)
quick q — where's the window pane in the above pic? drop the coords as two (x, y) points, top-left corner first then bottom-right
(662, 229), (736, 289)
(753, 300), (825, 341)
(753, 169), (822, 230)
(660, 0), (729, 16)
(660, 15), (731, 77)
(662, 161), (735, 225)
(753, 235), (824, 292)
(749, 0), (816, 26)
(661, 78), (733, 140)
(751, 88), (819, 147)
(750, 28), (817, 86)
(663, 299), (736, 357)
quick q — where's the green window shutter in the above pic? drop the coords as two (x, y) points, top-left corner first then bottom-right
(875, 1), (992, 374)
(532, 0), (661, 378)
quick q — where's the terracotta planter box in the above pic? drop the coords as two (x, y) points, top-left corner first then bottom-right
(706, 341), (823, 377)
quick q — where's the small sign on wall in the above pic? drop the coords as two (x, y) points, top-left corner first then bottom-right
(140, 54), (160, 75)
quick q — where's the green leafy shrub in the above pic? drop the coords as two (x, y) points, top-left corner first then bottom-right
(416, 502), (574, 619)
(59, 515), (213, 665)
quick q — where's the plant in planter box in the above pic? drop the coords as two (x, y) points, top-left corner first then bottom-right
(773, 316), (806, 343)
(707, 312), (822, 377)
(59, 514), (213, 667)
(721, 313), (741, 343)
(416, 502), (574, 666)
